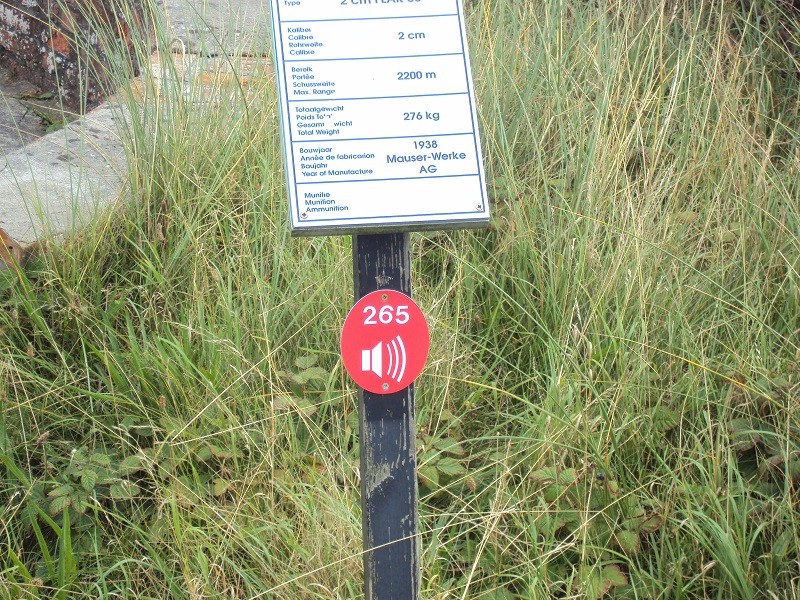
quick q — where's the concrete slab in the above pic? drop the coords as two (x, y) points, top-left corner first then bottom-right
(0, 103), (128, 243)
(0, 0), (273, 246)
(158, 0), (272, 56)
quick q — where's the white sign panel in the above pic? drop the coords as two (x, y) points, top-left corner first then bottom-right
(270, 0), (489, 235)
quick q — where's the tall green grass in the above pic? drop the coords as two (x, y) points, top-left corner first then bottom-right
(1, 0), (798, 597)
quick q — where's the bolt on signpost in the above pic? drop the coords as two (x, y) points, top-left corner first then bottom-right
(270, 1), (488, 598)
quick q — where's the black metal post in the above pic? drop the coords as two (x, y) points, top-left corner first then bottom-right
(353, 232), (420, 600)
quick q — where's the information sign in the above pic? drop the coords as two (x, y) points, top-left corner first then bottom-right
(270, 0), (489, 234)
(340, 289), (430, 394)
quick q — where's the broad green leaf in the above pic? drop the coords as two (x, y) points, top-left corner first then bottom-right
(207, 443), (236, 460)
(648, 405), (680, 433)
(544, 483), (567, 503)
(788, 456), (800, 485)
(110, 481), (137, 500)
(489, 174), (518, 201)
(129, 425), (155, 437)
(80, 469), (98, 492)
(720, 229), (740, 244)
(771, 527), (795, 560)
(634, 513), (664, 533)
(109, 483), (126, 500)
(272, 394), (293, 411)
(295, 397), (319, 417)
(91, 452), (112, 467)
(539, 512), (567, 534)
(71, 493), (88, 515)
(758, 453), (785, 480)
(212, 478), (230, 497)
(601, 564), (628, 588)
(439, 408), (456, 423)
(419, 465), (439, 488)
(615, 529), (640, 554)
(728, 418), (761, 452)
(118, 454), (145, 476)
(559, 468), (579, 485)
(436, 457), (467, 477)
(292, 366), (328, 385)
(294, 355), (319, 369)
(674, 210), (699, 224)
(49, 495), (71, 516)
(168, 479), (194, 508)
(562, 509), (582, 529)
(0, 272), (18, 293)
(583, 564), (629, 599)
(530, 466), (559, 485)
(588, 517), (614, 545)
(483, 588), (515, 600)
(195, 445), (214, 462)
(273, 395), (318, 416)
(728, 418), (752, 433)
(120, 415), (138, 429)
(433, 437), (465, 456)
(583, 570), (604, 599)
(47, 484), (73, 498)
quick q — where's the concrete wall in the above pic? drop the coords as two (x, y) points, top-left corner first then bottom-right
(0, 0), (146, 110)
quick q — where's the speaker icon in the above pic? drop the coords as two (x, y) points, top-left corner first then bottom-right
(361, 336), (407, 382)
(362, 343), (382, 377)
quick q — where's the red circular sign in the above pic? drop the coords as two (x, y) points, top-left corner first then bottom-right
(341, 290), (430, 394)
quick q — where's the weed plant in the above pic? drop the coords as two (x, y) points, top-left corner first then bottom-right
(1, 0), (799, 598)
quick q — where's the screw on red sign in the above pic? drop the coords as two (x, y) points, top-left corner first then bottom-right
(341, 290), (430, 395)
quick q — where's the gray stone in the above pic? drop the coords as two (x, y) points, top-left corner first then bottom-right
(0, 0), (146, 111)
(0, 102), (128, 243)
(0, 0), (273, 245)
(158, 0), (272, 57)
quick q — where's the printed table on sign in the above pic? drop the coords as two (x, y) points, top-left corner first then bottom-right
(271, 0), (488, 233)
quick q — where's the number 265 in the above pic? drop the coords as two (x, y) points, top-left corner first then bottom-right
(363, 305), (409, 325)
